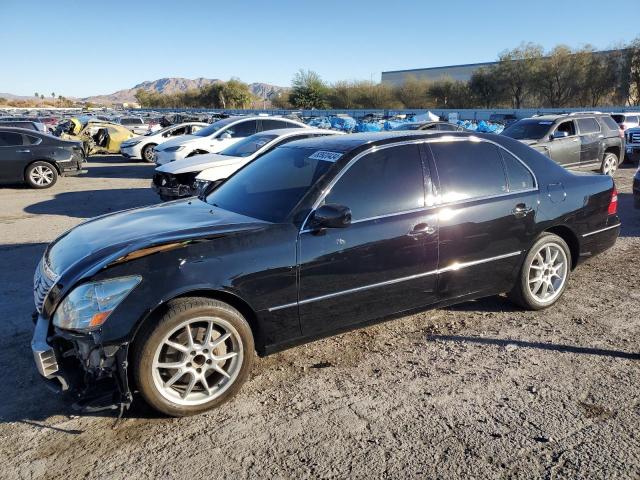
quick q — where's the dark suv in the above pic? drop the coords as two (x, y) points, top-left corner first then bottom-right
(502, 113), (625, 175)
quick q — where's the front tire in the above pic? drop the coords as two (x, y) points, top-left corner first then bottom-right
(25, 161), (58, 189)
(508, 233), (571, 310)
(141, 143), (157, 163)
(600, 152), (618, 176)
(132, 298), (254, 417)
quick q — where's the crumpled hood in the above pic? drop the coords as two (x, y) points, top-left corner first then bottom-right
(46, 199), (266, 281)
(157, 153), (242, 174)
(156, 134), (197, 150)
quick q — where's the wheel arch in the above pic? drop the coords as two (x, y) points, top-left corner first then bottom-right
(543, 225), (580, 269)
(603, 145), (621, 162)
(24, 159), (61, 177)
(131, 288), (264, 354)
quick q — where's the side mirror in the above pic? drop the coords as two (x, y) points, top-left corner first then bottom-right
(551, 130), (569, 140)
(309, 204), (352, 229)
(218, 132), (232, 140)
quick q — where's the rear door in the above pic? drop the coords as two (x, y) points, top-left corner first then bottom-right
(298, 143), (439, 336)
(576, 117), (602, 165)
(427, 140), (539, 300)
(0, 131), (32, 181)
(548, 120), (580, 167)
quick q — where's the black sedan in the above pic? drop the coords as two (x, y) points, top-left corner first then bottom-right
(0, 127), (85, 188)
(31, 131), (619, 416)
(391, 121), (462, 132)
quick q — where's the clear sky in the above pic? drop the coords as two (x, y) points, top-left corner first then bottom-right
(2, 0), (638, 97)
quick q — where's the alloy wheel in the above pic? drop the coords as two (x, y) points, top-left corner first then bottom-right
(151, 316), (244, 406)
(603, 155), (617, 176)
(527, 243), (568, 304)
(29, 165), (54, 186)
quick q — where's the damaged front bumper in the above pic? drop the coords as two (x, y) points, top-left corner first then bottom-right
(151, 181), (196, 200)
(31, 314), (132, 412)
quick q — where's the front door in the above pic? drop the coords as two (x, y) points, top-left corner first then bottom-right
(548, 120), (580, 167)
(427, 140), (539, 300)
(298, 143), (439, 336)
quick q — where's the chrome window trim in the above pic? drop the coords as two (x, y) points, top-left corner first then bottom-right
(268, 250), (522, 312)
(299, 136), (539, 233)
(581, 223), (621, 237)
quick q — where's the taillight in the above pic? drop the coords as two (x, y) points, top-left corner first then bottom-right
(608, 187), (618, 215)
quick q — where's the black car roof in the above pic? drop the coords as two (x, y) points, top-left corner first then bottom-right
(280, 130), (489, 153)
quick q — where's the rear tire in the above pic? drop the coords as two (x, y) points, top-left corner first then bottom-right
(25, 161), (58, 189)
(141, 143), (157, 163)
(600, 152), (618, 176)
(507, 233), (571, 310)
(132, 297), (255, 417)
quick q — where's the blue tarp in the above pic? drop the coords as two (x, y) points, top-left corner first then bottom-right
(330, 116), (357, 132)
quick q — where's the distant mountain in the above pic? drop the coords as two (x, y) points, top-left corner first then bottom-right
(81, 77), (288, 105)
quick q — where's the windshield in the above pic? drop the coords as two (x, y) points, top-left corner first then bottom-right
(205, 146), (338, 222)
(219, 133), (278, 157)
(146, 124), (175, 136)
(391, 123), (422, 131)
(193, 118), (237, 137)
(502, 120), (552, 140)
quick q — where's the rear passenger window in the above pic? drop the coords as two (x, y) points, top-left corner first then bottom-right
(430, 141), (507, 202)
(500, 150), (535, 192)
(325, 144), (425, 221)
(0, 132), (24, 146)
(24, 135), (41, 145)
(601, 116), (620, 131)
(261, 119), (300, 131)
(577, 118), (600, 134)
(225, 120), (258, 137)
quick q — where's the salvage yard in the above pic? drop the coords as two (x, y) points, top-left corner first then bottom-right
(0, 156), (638, 479)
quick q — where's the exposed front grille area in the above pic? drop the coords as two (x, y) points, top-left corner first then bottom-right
(630, 132), (640, 144)
(33, 256), (57, 313)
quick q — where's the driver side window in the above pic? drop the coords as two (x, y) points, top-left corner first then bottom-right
(324, 144), (425, 221)
(555, 121), (576, 137)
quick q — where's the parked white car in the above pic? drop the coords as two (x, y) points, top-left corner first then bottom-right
(153, 116), (308, 165)
(120, 122), (208, 162)
(152, 128), (340, 200)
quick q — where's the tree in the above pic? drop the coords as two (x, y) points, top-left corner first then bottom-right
(34, 92), (39, 99)
(393, 75), (432, 108)
(533, 45), (588, 107)
(40, 94), (44, 100)
(428, 78), (471, 108)
(582, 50), (618, 107)
(289, 70), (329, 109)
(495, 42), (543, 108)
(221, 78), (253, 108)
(626, 37), (640, 105)
(469, 67), (505, 108)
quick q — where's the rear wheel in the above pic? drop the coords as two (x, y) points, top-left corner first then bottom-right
(508, 233), (571, 310)
(132, 298), (254, 417)
(141, 143), (157, 163)
(25, 161), (58, 189)
(600, 152), (618, 176)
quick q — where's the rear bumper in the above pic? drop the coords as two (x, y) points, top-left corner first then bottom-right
(579, 219), (620, 259)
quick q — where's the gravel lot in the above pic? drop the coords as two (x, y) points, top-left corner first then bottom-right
(0, 156), (638, 479)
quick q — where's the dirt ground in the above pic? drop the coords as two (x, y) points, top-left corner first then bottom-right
(0, 156), (638, 479)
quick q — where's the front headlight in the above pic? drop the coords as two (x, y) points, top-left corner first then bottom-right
(194, 179), (212, 195)
(53, 276), (141, 331)
(164, 145), (185, 152)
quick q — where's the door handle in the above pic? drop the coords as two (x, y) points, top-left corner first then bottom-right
(512, 204), (533, 218)
(16, 149), (30, 153)
(409, 223), (436, 236)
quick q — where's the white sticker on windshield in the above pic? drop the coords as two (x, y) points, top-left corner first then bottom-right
(309, 150), (342, 162)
